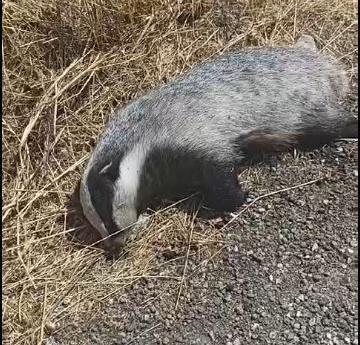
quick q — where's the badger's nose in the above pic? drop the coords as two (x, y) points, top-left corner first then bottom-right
(102, 233), (130, 259)
(102, 215), (150, 259)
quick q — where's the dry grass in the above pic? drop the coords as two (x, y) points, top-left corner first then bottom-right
(2, 0), (357, 344)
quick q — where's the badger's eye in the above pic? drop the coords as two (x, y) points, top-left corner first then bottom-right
(116, 202), (126, 209)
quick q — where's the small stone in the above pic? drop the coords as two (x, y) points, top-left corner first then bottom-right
(309, 318), (316, 326)
(224, 294), (232, 302)
(247, 291), (255, 299)
(287, 332), (295, 340)
(236, 305), (243, 314)
(313, 275), (321, 282)
(350, 240), (357, 247)
(326, 333), (332, 339)
(353, 170), (358, 177)
(144, 314), (150, 322)
(294, 323), (301, 330)
(269, 331), (276, 339)
(269, 274), (274, 282)
(258, 207), (266, 213)
(333, 337), (340, 345)
(318, 296), (329, 306)
(322, 318), (330, 326)
(296, 311), (302, 317)
(345, 337), (351, 343)
(312, 243), (319, 251)
(323, 199), (329, 205)
(233, 338), (241, 345)
(163, 337), (170, 344)
(252, 323), (260, 330)
(281, 302), (288, 310)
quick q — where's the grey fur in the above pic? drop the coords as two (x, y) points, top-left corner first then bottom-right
(79, 35), (357, 253)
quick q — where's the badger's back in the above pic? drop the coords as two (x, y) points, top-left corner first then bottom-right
(106, 45), (350, 164)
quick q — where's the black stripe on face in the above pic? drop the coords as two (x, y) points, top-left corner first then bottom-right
(86, 155), (122, 235)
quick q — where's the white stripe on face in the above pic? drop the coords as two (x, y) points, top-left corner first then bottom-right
(114, 142), (148, 207)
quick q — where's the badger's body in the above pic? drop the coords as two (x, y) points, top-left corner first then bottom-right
(80, 35), (357, 253)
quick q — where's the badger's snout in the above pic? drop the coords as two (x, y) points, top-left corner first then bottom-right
(112, 204), (138, 233)
(101, 234), (132, 257)
(103, 209), (149, 257)
(107, 205), (138, 251)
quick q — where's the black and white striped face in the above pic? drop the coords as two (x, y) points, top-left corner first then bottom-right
(79, 143), (148, 252)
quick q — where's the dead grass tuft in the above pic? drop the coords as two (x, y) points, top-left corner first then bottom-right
(2, 0), (357, 344)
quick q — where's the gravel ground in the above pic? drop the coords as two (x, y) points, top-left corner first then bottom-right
(51, 140), (358, 345)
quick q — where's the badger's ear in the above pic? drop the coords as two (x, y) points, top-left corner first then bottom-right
(96, 155), (121, 182)
(99, 161), (113, 175)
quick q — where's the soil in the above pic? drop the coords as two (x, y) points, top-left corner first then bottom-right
(50, 140), (358, 345)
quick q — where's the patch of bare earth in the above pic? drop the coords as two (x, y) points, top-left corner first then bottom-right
(2, 1), (357, 345)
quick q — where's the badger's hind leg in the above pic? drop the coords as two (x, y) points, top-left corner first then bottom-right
(202, 164), (248, 212)
(236, 129), (298, 157)
(236, 118), (358, 158)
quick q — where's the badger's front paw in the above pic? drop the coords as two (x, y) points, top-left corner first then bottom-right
(205, 185), (248, 212)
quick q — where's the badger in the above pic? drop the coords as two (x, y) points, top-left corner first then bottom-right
(79, 35), (358, 254)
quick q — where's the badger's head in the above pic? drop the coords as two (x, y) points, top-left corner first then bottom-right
(79, 143), (147, 254)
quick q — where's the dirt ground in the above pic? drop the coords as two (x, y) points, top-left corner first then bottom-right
(2, 1), (358, 345)
(51, 141), (358, 345)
